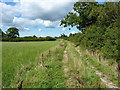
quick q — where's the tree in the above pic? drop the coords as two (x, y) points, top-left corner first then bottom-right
(59, 34), (68, 40)
(6, 27), (19, 38)
(60, 2), (119, 60)
(60, 2), (98, 32)
(33, 35), (37, 38)
(0, 28), (7, 39)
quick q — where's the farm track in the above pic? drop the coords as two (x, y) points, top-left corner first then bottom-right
(62, 45), (75, 87)
(75, 46), (119, 88)
(62, 43), (83, 88)
(62, 50), (69, 76)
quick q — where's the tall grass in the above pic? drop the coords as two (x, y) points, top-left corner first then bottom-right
(65, 42), (106, 88)
(10, 42), (66, 88)
(78, 46), (118, 86)
(2, 41), (59, 87)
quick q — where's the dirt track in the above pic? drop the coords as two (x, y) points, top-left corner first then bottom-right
(75, 47), (119, 88)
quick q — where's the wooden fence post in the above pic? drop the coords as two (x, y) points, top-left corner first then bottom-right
(49, 50), (51, 54)
(40, 53), (44, 67)
(49, 50), (51, 57)
(17, 80), (24, 90)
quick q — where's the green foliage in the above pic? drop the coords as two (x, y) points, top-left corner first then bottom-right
(2, 28), (56, 42)
(45, 36), (56, 41)
(101, 24), (118, 59)
(60, 2), (119, 60)
(60, 2), (98, 32)
(0, 29), (6, 38)
(59, 34), (68, 40)
(6, 27), (19, 38)
(68, 33), (83, 46)
(2, 36), (56, 42)
(81, 25), (105, 51)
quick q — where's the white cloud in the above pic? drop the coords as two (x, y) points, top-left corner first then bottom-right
(0, 2), (20, 26)
(0, 25), (3, 27)
(13, 0), (20, 2)
(38, 28), (42, 32)
(70, 31), (77, 34)
(20, 0), (76, 2)
(40, 35), (46, 37)
(13, 17), (56, 28)
(13, 17), (30, 27)
(57, 25), (61, 28)
(24, 27), (30, 31)
(43, 21), (55, 28)
(13, 17), (42, 27)
(0, 0), (76, 30)
(62, 28), (67, 31)
(57, 22), (62, 28)
(1, 0), (13, 2)
(20, 0), (75, 21)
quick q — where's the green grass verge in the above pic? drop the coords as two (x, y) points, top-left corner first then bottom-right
(78, 46), (118, 86)
(84, 55), (118, 85)
(64, 42), (106, 88)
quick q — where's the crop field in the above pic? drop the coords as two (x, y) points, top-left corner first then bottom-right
(2, 41), (118, 88)
(2, 41), (60, 87)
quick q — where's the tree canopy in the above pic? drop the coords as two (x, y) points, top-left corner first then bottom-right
(60, 2), (119, 60)
(6, 27), (19, 38)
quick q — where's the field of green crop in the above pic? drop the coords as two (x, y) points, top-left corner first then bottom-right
(10, 43), (66, 88)
(2, 41), (59, 87)
(2, 41), (118, 88)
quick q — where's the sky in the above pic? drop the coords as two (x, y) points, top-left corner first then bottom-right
(0, 0), (110, 37)
(0, 0), (82, 37)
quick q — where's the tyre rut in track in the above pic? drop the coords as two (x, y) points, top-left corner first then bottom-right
(75, 47), (118, 88)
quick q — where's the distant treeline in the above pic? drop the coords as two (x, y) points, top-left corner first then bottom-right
(60, 2), (119, 60)
(2, 36), (56, 42)
(0, 28), (56, 42)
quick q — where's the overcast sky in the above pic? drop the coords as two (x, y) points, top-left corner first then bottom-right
(0, 0), (82, 37)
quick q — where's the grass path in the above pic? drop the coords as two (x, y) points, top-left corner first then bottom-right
(75, 46), (118, 88)
(62, 44), (79, 88)
(62, 50), (69, 76)
(62, 42), (101, 88)
(87, 61), (118, 88)
(62, 41), (118, 88)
